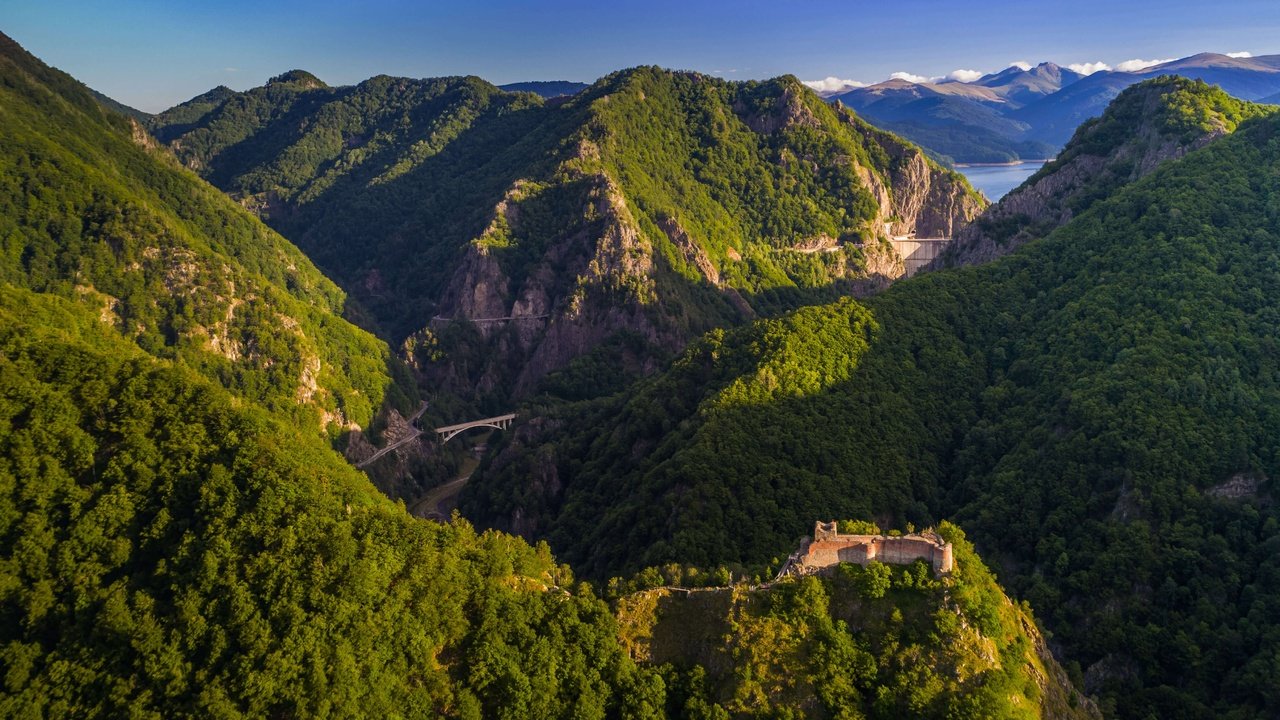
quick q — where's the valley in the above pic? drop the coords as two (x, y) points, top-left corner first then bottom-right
(3, 9), (1280, 719)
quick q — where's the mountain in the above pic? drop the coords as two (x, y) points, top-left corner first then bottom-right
(0, 32), (663, 718)
(149, 67), (982, 403)
(0, 32), (398, 436)
(87, 87), (151, 122)
(973, 62), (1085, 105)
(466, 81), (1280, 718)
(836, 53), (1280, 163)
(1007, 70), (1143, 147)
(833, 74), (1063, 163)
(939, 77), (1275, 267)
(1010, 54), (1280, 148)
(146, 84), (238, 139)
(498, 80), (589, 97)
(0, 284), (661, 718)
(832, 62), (1087, 163)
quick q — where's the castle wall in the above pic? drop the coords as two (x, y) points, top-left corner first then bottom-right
(798, 522), (955, 575)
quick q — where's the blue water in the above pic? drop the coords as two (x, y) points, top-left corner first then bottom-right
(956, 161), (1048, 201)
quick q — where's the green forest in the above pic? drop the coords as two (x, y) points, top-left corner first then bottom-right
(616, 523), (1096, 720)
(468, 79), (1280, 719)
(0, 32), (400, 436)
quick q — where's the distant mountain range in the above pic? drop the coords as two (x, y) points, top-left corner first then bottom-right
(496, 80), (589, 97)
(831, 53), (1280, 163)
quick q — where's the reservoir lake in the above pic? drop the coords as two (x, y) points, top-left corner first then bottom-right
(956, 161), (1048, 200)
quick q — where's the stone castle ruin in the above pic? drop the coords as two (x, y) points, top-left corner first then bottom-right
(782, 521), (955, 578)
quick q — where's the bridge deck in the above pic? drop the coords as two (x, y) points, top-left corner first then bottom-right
(434, 413), (517, 434)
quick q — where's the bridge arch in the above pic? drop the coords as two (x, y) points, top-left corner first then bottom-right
(435, 413), (516, 444)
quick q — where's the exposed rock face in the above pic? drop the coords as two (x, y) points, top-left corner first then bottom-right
(859, 239), (904, 287)
(658, 217), (720, 286)
(439, 249), (512, 328)
(834, 110), (984, 243)
(1207, 472), (1267, 500)
(872, 141), (983, 239)
(734, 86), (822, 134)
(429, 172), (676, 398)
(428, 102), (986, 401)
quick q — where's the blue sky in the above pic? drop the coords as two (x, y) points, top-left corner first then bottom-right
(5, 0), (1279, 111)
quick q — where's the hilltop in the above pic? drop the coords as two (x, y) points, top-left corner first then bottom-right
(615, 522), (1098, 719)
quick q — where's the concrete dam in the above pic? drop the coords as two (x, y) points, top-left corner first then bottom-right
(888, 237), (950, 277)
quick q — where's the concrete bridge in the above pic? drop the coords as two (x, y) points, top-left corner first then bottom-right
(435, 413), (516, 443)
(888, 237), (950, 277)
(430, 314), (549, 325)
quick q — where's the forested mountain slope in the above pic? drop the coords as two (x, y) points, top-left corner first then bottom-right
(150, 67), (983, 402)
(468, 84), (1280, 718)
(0, 32), (398, 435)
(0, 285), (660, 718)
(937, 77), (1275, 267)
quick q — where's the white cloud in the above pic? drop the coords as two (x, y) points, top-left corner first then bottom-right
(1227, 51), (1253, 58)
(1067, 61), (1111, 75)
(1115, 58), (1174, 72)
(1010, 61), (1033, 71)
(890, 71), (933, 84)
(802, 76), (867, 93)
(947, 69), (984, 82)
(224, 67), (239, 73)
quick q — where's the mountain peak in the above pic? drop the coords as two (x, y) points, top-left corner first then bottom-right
(266, 69), (327, 89)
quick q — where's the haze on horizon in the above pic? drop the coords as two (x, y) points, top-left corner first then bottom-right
(4, 0), (1279, 112)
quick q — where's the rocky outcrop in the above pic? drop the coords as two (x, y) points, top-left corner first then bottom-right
(428, 172), (679, 399)
(343, 406), (442, 501)
(875, 143), (984, 239)
(733, 85), (822, 134)
(833, 109), (985, 244)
